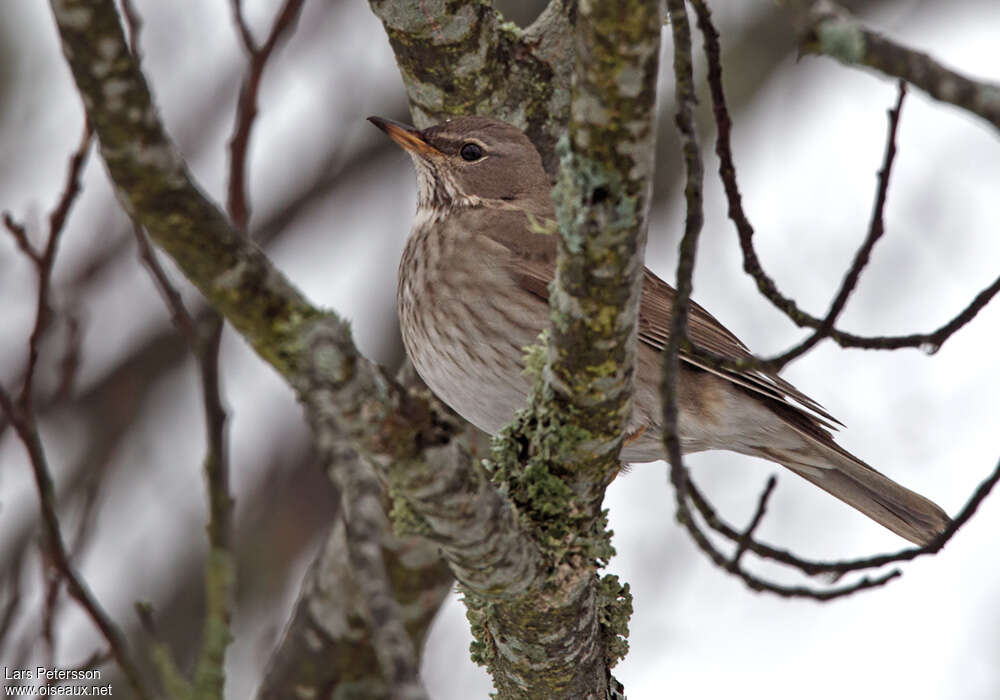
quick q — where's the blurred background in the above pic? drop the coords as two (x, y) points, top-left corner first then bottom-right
(1, 0), (998, 698)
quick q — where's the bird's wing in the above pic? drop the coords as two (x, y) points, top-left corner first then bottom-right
(483, 215), (841, 430)
(637, 270), (841, 429)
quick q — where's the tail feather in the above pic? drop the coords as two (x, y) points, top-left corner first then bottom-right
(764, 444), (950, 546)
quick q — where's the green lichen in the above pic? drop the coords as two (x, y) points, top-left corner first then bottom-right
(483, 332), (616, 564)
(597, 574), (632, 668)
(387, 485), (433, 537)
(814, 19), (867, 65)
(552, 135), (614, 254)
(463, 587), (497, 667)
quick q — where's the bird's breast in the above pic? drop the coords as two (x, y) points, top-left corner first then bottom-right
(396, 214), (544, 435)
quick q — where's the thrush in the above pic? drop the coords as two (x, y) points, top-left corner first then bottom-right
(368, 114), (950, 546)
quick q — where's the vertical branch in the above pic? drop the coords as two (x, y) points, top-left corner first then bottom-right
(465, 0), (661, 695)
(548, 0), (662, 502)
(189, 316), (232, 699)
(661, 0), (703, 501)
(228, 2), (425, 696)
(0, 393), (150, 698)
(315, 448), (429, 700)
(19, 125), (92, 410)
(0, 126), (150, 698)
(227, 0), (306, 230)
(127, 0), (237, 682)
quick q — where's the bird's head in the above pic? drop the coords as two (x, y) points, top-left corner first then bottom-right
(368, 115), (551, 214)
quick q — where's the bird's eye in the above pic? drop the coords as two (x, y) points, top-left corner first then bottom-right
(460, 142), (484, 161)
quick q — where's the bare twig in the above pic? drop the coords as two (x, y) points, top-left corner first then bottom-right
(687, 454), (1000, 579)
(731, 476), (777, 568)
(197, 318), (230, 550)
(661, 0), (703, 505)
(229, 0), (258, 55)
(664, 0), (883, 602)
(670, 1), (1000, 598)
(659, 0), (894, 604)
(134, 226), (199, 341)
(692, 0), (999, 362)
(0, 121), (149, 697)
(119, 0), (143, 56)
(42, 547), (60, 668)
(178, 3), (308, 694)
(0, 551), (25, 656)
(52, 311), (83, 402)
(133, 128), (233, 700)
(227, 0), (306, 230)
(2, 213), (40, 263)
(0, 390), (151, 698)
(14, 125), (92, 407)
(674, 489), (902, 600)
(765, 82), (907, 371)
(69, 472), (103, 564)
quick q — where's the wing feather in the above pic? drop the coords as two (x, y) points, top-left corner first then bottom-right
(478, 212), (841, 431)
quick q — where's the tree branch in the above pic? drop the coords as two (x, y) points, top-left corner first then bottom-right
(661, 0), (704, 514)
(258, 502), (453, 700)
(693, 0), (1000, 363)
(656, 1), (1000, 601)
(367, 0), (575, 175)
(794, 0), (1000, 133)
(0, 125), (149, 697)
(227, 0), (306, 230)
(764, 81), (906, 370)
(49, 4), (548, 695)
(446, 0), (662, 695)
(303, 442), (427, 698)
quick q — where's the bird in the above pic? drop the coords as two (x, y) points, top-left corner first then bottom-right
(368, 113), (950, 546)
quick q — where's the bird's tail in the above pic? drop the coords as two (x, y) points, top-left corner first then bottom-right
(761, 440), (950, 546)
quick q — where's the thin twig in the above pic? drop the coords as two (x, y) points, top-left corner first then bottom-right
(229, 0), (258, 54)
(198, 317), (230, 551)
(713, 454), (1000, 574)
(0, 121), (149, 697)
(661, 0), (703, 507)
(692, 0), (999, 363)
(731, 476), (777, 568)
(227, 0), (306, 230)
(674, 489), (902, 600)
(135, 163), (233, 700)
(658, 0), (881, 602)
(0, 389), (151, 697)
(2, 213), (40, 263)
(0, 550), (26, 656)
(52, 311), (83, 402)
(670, 0), (939, 602)
(134, 225), (199, 343)
(119, 0), (143, 56)
(20, 125), (92, 407)
(765, 82), (906, 371)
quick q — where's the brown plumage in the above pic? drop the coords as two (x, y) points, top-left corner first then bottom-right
(370, 114), (950, 545)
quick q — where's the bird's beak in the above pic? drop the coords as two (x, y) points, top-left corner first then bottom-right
(367, 116), (441, 157)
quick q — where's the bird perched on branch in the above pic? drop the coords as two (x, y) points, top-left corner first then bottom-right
(369, 114), (949, 546)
